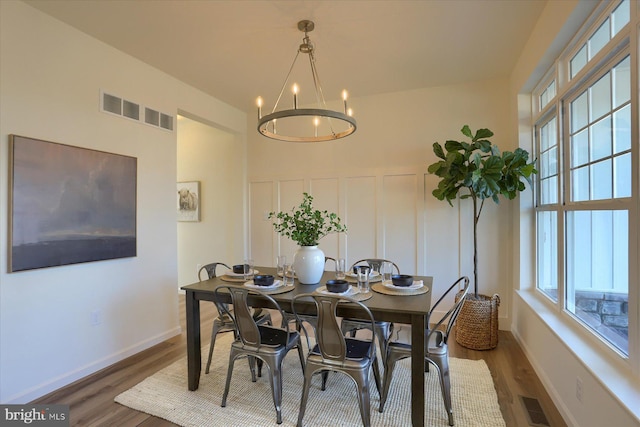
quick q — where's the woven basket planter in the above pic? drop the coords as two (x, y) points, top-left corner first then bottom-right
(454, 292), (500, 350)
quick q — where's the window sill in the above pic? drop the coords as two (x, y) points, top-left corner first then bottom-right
(515, 289), (640, 424)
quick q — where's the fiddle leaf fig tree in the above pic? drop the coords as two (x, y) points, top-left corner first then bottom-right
(427, 125), (537, 298)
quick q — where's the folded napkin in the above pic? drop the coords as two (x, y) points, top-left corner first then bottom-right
(384, 280), (423, 290)
(244, 279), (282, 289)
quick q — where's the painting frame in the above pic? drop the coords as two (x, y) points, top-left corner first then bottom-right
(8, 135), (137, 272)
(177, 181), (200, 222)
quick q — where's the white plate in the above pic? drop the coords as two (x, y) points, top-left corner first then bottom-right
(226, 269), (259, 277)
(383, 280), (424, 291)
(244, 279), (283, 290)
(316, 285), (358, 296)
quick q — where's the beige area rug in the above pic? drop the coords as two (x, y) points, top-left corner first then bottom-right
(115, 333), (505, 427)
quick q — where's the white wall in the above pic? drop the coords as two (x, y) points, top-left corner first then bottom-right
(509, 1), (640, 426)
(0, 1), (246, 403)
(247, 78), (518, 322)
(177, 116), (245, 286)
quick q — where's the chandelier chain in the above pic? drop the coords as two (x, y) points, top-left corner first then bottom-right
(272, 50), (301, 115)
(307, 50), (337, 136)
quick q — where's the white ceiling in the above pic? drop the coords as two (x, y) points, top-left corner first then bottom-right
(24, 0), (547, 114)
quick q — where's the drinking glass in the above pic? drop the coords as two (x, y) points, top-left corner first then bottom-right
(243, 258), (254, 281)
(276, 255), (287, 277)
(357, 266), (370, 294)
(283, 264), (295, 287)
(382, 261), (393, 284)
(335, 258), (346, 280)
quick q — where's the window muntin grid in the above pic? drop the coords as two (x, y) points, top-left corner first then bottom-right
(568, 56), (631, 203)
(570, 0), (630, 79)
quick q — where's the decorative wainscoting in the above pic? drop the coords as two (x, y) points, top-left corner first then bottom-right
(247, 167), (505, 306)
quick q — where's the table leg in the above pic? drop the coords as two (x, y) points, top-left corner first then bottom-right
(411, 313), (426, 427)
(185, 290), (201, 391)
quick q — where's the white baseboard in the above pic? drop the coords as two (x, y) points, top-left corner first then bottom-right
(510, 328), (578, 427)
(5, 326), (182, 404)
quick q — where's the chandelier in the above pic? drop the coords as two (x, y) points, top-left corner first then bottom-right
(256, 20), (357, 142)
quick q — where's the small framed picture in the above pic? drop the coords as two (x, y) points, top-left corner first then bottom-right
(177, 181), (200, 222)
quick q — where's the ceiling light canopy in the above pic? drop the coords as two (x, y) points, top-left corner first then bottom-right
(256, 20), (357, 143)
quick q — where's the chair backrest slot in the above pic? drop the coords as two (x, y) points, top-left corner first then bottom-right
(316, 298), (346, 360)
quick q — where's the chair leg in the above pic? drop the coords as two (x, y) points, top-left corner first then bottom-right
(296, 343), (306, 372)
(429, 355), (454, 426)
(378, 354), (396, 413)
(248, 356), (258, 382)
(205, 321), (222, 374)
(266, 359), (284, 424)
(221, 353), (237, 407)
(354, 370), (371, 427)
(371, 355), (382, 396)
(297, 368), (315, 427)
(379, 351), (403, 412)
(320, 370), (329, 391)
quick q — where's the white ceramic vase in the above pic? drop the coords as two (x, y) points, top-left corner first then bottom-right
(293, 245), (325, 284)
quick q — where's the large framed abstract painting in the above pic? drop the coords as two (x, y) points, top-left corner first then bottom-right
(8, 135), (137, 272)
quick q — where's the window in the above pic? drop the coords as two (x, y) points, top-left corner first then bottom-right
(533, 0), (632, 356)
(569, 0), (630, 79)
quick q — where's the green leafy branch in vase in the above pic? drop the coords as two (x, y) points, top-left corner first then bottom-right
(268, 192), (347, 246)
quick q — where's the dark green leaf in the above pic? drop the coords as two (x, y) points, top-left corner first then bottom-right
(433, 142), (445, 159)
(473, 128), (494, 141)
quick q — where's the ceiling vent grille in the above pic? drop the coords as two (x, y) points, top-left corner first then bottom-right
(100, 90), (173, 132)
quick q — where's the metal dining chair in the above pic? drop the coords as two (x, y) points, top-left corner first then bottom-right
(341, 258), (400, 361)
(379, 276), (470, 426)
(216, 285), (305, 425)
(292, 292), (382, 427)
(198, 262), (272, 376)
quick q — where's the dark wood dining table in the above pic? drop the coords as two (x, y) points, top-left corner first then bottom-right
(181, 267), (433, 427)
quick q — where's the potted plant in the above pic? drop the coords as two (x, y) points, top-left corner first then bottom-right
(427, 125), (537, 349)
(268, 192), (347, 284)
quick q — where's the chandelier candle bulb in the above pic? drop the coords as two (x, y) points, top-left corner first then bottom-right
(342, 90), (348, 114)
(257, 97), (263, 119)
(293, 83), (299, 109)
(314, 117), (319, 137)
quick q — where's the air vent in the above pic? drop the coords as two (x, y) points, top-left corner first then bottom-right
(520, 396), (550, 426)
(145, 107), (160, 126)
(160, 113), (173, 131)
(100, 90), (174, 132)
(102, 93), (122, 115)
(123, 100), (140, 120)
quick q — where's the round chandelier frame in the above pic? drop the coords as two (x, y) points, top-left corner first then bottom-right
(256, 20), (357, 143)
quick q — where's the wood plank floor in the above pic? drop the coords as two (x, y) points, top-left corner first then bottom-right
(32, 295), (567, 427)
